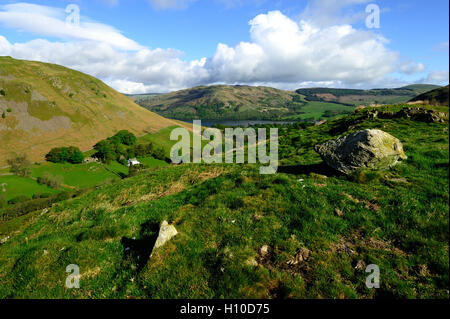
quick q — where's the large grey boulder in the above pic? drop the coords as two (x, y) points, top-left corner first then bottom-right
(315, 129), (407, 174)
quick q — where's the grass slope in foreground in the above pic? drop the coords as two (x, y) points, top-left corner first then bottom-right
(0, 104), (448, 299)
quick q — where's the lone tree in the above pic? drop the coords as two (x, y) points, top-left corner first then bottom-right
(7, 154), (32, 177)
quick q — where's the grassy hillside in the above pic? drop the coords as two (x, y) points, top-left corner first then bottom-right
(0, 103), (447, 299)
(133, 85), (309, 121)
(409, 85), (449, 106)
(131, 84), (440, 122)
(0, 57), (190, 165)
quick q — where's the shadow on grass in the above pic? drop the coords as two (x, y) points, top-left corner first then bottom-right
(278, 162), (341, 177)
(121, 220), (160, 271)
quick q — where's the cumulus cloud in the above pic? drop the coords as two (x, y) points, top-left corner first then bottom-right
(0, 3), (426, 93)
(206, 11), (398, 85)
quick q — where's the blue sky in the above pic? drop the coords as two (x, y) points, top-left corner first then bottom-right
(0, 0), (448, 93)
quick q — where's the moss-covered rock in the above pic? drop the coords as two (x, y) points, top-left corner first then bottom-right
(315, 129), (407, 174)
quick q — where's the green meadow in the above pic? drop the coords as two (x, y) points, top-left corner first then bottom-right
(0, 127), (173, 202)
(31, 162), (119, 189)
(0, 175), (58, 201)
(285, 101), (353, 120)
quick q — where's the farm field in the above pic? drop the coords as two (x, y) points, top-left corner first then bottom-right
(30, 162), (119, 189)
(0, 156), (168, 202)
(284, 101), (354, 120)
(0, 175), (59, 201)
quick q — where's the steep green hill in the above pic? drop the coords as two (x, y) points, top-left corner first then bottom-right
(409, 85), (449, 106)
(132, 84), (440, 122)
(0, 103), (448, 299)
(0, 57), (190, 165)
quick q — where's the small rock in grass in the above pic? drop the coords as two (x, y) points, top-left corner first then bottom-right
(252, 213), (263, 221)
(355, 260), (366, 270)
(0, 236), (10, 245)
(335, 209), (344, 217)
(287, 247), (311, 266)
(245, 257), (259, 267)
(260, 245), (270, 258)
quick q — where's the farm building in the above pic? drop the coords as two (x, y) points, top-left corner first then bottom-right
(127, 158), (141, 167)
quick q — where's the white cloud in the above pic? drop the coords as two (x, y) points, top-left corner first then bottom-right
(426, 70), (449, 84)
(0, 3), (426, 93)
(0, 3), (141, 50)
(398, 59), (425, 75)
(0, 36), (209, 92)
(107, 80), (152, 94)
(206, 11), (397, 85)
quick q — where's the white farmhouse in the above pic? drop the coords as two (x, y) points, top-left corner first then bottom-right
(127, 158), (141, 167)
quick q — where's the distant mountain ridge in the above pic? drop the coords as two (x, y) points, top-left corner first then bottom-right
(132, 84), (441, 121)
(0, 57), (188, 165)
(295, 84), (440, 104)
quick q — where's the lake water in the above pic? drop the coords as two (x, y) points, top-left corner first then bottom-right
(180, 120), (297, 127)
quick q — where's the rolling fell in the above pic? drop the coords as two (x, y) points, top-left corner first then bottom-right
(0, 57), (188, 165)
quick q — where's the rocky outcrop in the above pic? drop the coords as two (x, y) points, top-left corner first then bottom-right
(366, 107), (447, 123)
(396, 107), (446, 123)
(315, 129), (407, 175)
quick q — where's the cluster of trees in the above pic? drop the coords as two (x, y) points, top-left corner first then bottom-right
(45, 146), (84, 164)
(93, 130), (166, 164)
